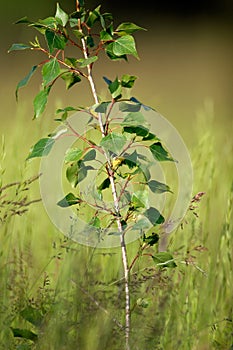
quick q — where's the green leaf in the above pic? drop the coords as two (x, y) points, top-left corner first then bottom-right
(132, 217), (151, 230)
(57, 192), (80, 207)
(83, 149), (96, 161)
(108, 77), (122, 99)
(33, 86), (51, 119)
(136, 298), (150, 308)
(66, 162), (94, 187)
(89, 216), (101, 228)
(148, 180), (172, 194)
(116, 22), (146, 35)
(112, 35), (139, 59)
(95, 102), (110, 113)
(11, 328), (38, 341)
(86, 5), (101, 28)
(122, 111), (145, 126)
(72, 29), (85, 39)
(61, 72), (81, 89)
(143, 233), (159, 246)
(55, 3), (69, 27)
(86, 35), (95, 48)
(123, 125), (149, 137)
(142, 132), (158, 141)
(100, 29), (113, 42)
(119, 101), (141, 112)
(100, 132), (127, 154)
(105, 42), (127, 61)
(78, 56), (98, 68)
(65, 57), (78, 67)
(152, 252), (177, 268)
(97, 177), (111, 191)
(149, 142), (174, 162)
(8, 43), (31, 52)
(121, 74), (137, 88)
(20, 306), (43, 326)
(132, 190), (149, 209)
(65, 148), (83, 162)
(42, 58), (60, 86)
(15, 65), (37, 100)
(143, 207), (165, 225)
(14, 16), (31, 24)
(27, 137), (55, 160)
(45, 29), (67, 53)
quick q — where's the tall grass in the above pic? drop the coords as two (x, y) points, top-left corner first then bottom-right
(0, 99), (232, 349)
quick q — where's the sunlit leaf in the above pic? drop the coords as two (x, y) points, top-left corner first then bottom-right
(33, 86), (51, 119)
(27, 137), (55, 160)
(42, 58), (60, 86)
(121, 74), (137, 88)
(78, 56), (98, 68)
(152, 252), (177, 268)
(65, 148), (83, 162)
(108, 77), (122, 99)
(116, 22), (146, 35)
(55, 3), (69, 27)
(100, 132), (127, 154)
(112, 35), (139, 59)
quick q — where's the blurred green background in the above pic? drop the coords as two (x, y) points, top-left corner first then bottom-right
(0, 2), (233, 349)
(1, 0), (233, 149)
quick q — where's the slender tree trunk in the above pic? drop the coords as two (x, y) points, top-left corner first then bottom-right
(80, 30), (131, 350)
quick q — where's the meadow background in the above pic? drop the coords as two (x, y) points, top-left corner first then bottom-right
(0, 1), (232, 349)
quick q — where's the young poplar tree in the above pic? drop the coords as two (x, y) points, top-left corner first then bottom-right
(9, 2), (179, 348)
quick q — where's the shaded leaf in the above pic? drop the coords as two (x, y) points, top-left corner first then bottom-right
(27, 137), (55, 160)
(86, 5), (101, 27)
(57, 192), (80, 207)
(119, 101), (141, 112)
(98, 177), (111, 191)
(20, 306), (43, 326)
(150, 142), (174, 162)
(143, 207), (165, 225)
(122, 111), (145, 126)
(95, 101), (110, 113)
(11, 328), (38, 341)
(15, 65), (37, 100)
(8, 43), (31, 52)
(148, 180), (172, 194)
(45, 29), (67, 53)
(83, 149), (96, 161)
(143, 233), (159, 246)
(61, 72), (81, 89)
(132, 217), (151, 230)
(123, 125), (149, 137)
(108, 77), (122, 99)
